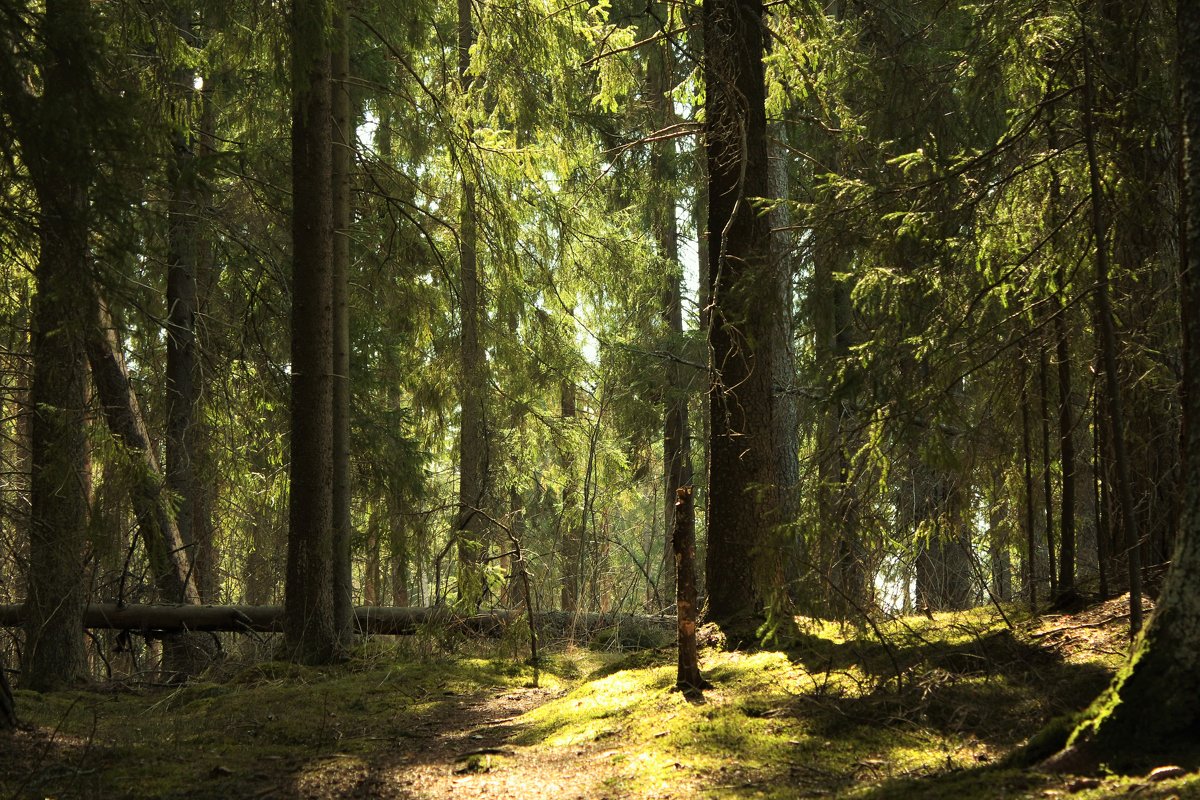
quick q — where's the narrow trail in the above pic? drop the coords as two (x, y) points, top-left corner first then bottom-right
(268, 685), (623, 800)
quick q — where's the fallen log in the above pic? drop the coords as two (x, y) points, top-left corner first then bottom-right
(0, 603), (673, 640)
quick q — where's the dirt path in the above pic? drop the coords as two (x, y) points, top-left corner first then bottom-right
(279, 685), (623, 800)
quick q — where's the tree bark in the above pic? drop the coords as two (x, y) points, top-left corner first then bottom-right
(87, 300), (202, 607)
(648, 25), (690, 607)
(1020, 353), (1038, 611)
(703, 0), (780, 623)
(455, 0), (491, 603)
(285, 0), (338, 664)
(1047, 109), (1078, 604)
(559, 381), (581, 612)
(331, 0), (355, 646)
(673, 488), (709, 694)
(4, 0), (99, 692)
(0, 658), (14, 729)
(1038, 339), (1058, 599)
(166, 2), (211, 603)
(1082, 29), (1142, 634)
(1045, 8), (1200, 765)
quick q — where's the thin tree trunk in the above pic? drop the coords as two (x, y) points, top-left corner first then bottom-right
(1022, 352), (1041, 609)
(673, 487), (709, 694)
(1047, 110), (1078, 603)
(455, 0), (490, 600)
(87, 300), (202, 607)
(1094, 381), (1110, 599)
(560, 381), (580, 612)
(1082, 31), (1142, 634)
(166, 6), (204, 604)
(0, 657), (14, 729)
(364, 508), (380, 606)
(648, 27), (690, 607)
(1038, 340), (1058, 599)
(331, 0), (355, 645)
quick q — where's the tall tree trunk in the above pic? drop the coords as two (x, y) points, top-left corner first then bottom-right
(1046, 106), (1078, 603)
(331, 0), (355, 645)
(455, 0), (490, 603)
(1020, 353), (1038, 611)
(7, 0), (98, 691)
(284, 0), (338, 664)
(389, 499), (410, 607)
(1047, 6), (1200, 765)
(1038, 339), (1058, 599)
(673, 487), (709, 694)
(1082, 29), (1142, 633)
(648, 27), (690, 607)
(87, 301), (202, 607)
(364, 508), (380, 606)
(1093, 384), (1111, 599)
(703, 0), (780, 623)
(165, 2), (219, 605)
(989, 467), (1012, 602)
(559, 381), (580, 612)
(87, 301), (213, 678)
(768, 126), (800, 599)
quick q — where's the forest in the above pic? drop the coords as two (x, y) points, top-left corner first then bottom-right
(2, 0), (1200, 796)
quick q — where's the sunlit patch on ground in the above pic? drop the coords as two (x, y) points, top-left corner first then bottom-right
(1, 604), (1197, 798)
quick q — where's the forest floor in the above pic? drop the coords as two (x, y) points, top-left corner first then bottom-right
(2, 595), (1199, 799)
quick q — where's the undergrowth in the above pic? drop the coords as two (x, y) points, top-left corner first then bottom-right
(1, 600), (1197, 799)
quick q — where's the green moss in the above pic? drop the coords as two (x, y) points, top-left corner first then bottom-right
(5, 605), (1183, 799)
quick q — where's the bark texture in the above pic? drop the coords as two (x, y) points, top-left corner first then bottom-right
(648, 27), (690, 606)
(88, 300), (202, 607)
(1046, 3), (1200, 768)
(673, 488), (709, 694)
(285, 0), (338, 664)
(703, 0), (780, 623)
(331, 0), (355, 645)
(9, 0), (98, 692)
(455, 0), (491, 602)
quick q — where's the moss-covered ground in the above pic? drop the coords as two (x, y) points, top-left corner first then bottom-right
(2, 597), (1198, 799)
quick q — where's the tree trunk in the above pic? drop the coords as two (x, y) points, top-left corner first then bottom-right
(87, 300), (214, 678)
(364, 508), (380, 606)
(8, 0), (98, 691)
(559, 381), (580, 612)
(1038, 339), (1058, 599)
(0, 657), (14, 729)
(166, 3), (212, 604)
(1047, 109), (1078, 604)
(673, 488), (709, 694)
(331, 0), (355, 645)
(1093, 389), (1111, 599)
(1082, 31), (1142, 634)
(1020, 353), (1038, 611)
(648, 26), (690, 607)
(703, 0), (779, 623)
(768, 125), (800, 602)
(1046, 11), (1200, 764)
(455, 0), (490, 603)
(87, 301), (202, 607)
(285, 0), (338, 664)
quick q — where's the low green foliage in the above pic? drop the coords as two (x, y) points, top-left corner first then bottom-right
(3, 609), (1198, 799)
